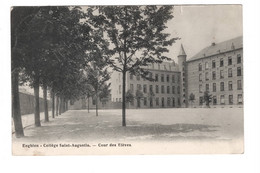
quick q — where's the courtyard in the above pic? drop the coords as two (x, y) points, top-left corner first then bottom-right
(12, 108), (244, 155)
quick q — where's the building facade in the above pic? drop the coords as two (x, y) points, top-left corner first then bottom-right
(186, 36), (243, 107)
(111, 62), (182, 108)
(110, 36), (243, 108)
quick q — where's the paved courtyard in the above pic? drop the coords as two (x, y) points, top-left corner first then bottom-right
(12, 108), (244, 155)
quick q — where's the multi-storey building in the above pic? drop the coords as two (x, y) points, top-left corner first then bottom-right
(109, 36), (244, 108)
(186, 36), (243, 107)
(111, 61), (182, 108)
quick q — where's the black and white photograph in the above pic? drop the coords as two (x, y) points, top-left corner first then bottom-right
(11, 4), (244, 155)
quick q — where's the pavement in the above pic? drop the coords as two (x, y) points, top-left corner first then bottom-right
(12, 108), (244, 155)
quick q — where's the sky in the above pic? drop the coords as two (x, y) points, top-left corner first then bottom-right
(165, 5), (243, 62)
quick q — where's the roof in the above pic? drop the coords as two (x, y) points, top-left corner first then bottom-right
(178, 44), (187, 56)
(187, 36), (243, 62)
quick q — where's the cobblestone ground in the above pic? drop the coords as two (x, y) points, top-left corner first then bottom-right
(12, 108), (244, 155)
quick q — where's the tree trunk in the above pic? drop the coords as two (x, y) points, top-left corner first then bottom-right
(56, 95), (59, 116)
(34, 77), (41, 127)
(12, 69), (24, 137)
(62, 98), (66, 113)
(96, 93), (98, 116)
(43, 83), (49, 122)
(59, 95), (62, 115)
(88, 97), (90, 113)
(52, 91), (55, 118)
(122, 70), (126, 126)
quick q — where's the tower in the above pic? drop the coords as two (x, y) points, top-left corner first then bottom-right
(178, 44), (188, 108)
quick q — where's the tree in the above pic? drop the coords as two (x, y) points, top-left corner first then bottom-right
(99, 83), (111, 106)
(135, 90), (144, 108)
(189, 93), (195, 108)
(86, 64), (110, 116)
(203, 91), (212, 108)
(125, 90), (135, 107)
(11, 7), (41, 136)
(147, 90), (155, 107)
(88, 6), (178, 126)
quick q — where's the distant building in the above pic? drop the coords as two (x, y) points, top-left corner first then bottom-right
(111, 60), (182, 109)
(110, 36), (243, 108)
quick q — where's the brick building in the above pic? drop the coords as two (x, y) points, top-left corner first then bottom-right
(110, 36), (243, 108)
(186, 36), (243, 107)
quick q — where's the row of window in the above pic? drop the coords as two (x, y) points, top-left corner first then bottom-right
(199, 80), (242, 93)
(130, 84), (181, 94)
(198, 54), (242, 71)
(199, 94), (243, 105)
(199, 67), (242, 81)
(130, 97), (181, 107)
(130, 73), (180, 83)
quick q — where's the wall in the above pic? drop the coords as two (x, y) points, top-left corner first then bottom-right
(19, 92), (52, 115)
(186, 48), (243, 107)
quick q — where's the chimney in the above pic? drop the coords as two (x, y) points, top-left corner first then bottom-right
(211, 42), (216, 46)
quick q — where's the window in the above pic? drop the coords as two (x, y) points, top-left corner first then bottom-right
(143, 84), (147, 93)
(115, 98), (117, 103)
(161, 97), (165, 107)
(130, 84), (134, 92)
(172, 75), (175, 83)
(172, 97), (175, 107)
(199, 97), (203, 105)
(131, 99), (134, 106)
(213, 83), (216, 92)
(172, 86), (175, 94)
(130, 74), (133, 80)
(156, 85), (159, 93)
(161, 85), (165, 93)
(237, 80), (242, 90)
(212, 71), (216, 80)
(144, 97), (147, 106)
(220, 95), (225, 104)
(177, 76), (180, 82)
(137, 84), (141, 90)
(237, 54), (241, 64)
(212, 60), (216, 68)
(155, 74), (158, 82)
(167, 86), (170, 94)
(178, 98), (180, 106)
(220, 70), (224, 79)
(149, 73), (153, 79)
(119, 98), (121, 102)
(199, 63), (202, 71)
(228, 57), (232, 65)
(149, 85), (153, 92)
(119, 85), (121, 94)
(161, 74), (164, 82)
(213, 96), (217, 105)
(177, 86), (180, 94)
(237, 67), (242, 76)
(156, 98), (159, 106)
(229, 95), (233, 105)
(220, 82), (225, 91)
(206, 84), (209, 91)
(237, 94), (243, 104)
(228, 68), (232, 77)
(166, 75), (169, 82)
(150, 98), (153, 107)
(167, 97), (171, 106)
(228, 81), (233, 91)
(199, 84), (202, 93)
(205, 62), (209, 70)
(205, 72), (209, 80)
(220, 58), (224, 67)
(199, 74), (202, 81)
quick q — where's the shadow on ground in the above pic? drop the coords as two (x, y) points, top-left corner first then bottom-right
(17, 116), (220, 142)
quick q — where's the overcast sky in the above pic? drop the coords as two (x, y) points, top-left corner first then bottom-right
(166, 5), (243, 62)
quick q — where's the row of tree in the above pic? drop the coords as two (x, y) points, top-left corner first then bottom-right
(12, 6), (178, 137)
